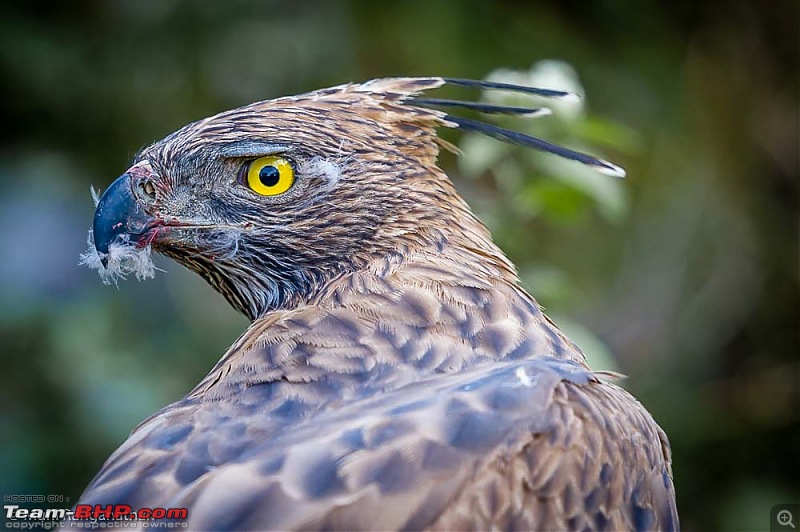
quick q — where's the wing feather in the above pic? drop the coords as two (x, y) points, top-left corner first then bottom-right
(76, 352), (675, 530)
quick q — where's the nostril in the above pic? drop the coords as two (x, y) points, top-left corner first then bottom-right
(138, 180), (157, 204)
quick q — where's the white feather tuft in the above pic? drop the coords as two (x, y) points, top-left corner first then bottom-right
(515, 367), (533, 387)
(301, 157), (343, 190)
(79, 230), (158, 285)
(202, 229), (242, 260)
(90, 185), (101, 207)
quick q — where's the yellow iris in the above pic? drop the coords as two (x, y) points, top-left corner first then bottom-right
(245, 156), (294, 196)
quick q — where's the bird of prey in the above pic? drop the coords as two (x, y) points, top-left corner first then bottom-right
(80, 77), (678, 531)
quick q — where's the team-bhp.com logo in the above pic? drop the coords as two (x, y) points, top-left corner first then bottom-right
(5, 504), (188, 529)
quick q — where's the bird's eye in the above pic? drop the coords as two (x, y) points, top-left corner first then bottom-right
(244, 156), (295, 196)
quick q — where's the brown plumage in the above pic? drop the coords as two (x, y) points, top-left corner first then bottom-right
(80, 77), (678, 530)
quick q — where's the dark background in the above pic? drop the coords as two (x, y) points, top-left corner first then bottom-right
(1, 1), (797, 530)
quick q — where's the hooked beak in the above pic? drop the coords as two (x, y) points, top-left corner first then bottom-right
(93, 173), (156, 266)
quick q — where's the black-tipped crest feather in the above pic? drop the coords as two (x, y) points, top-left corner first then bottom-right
(445, 114), (625, 178)
(405, 78), (625, 177)
(411, 97), (550, 117)
(443, 77), (576, 99)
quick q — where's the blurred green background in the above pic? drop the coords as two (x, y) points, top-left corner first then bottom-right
(0, 1), (797, 530)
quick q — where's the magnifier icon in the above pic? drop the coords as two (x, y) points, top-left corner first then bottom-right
(778, 510), (795, 529)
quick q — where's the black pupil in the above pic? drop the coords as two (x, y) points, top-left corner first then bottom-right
(258, 165), (281, 187)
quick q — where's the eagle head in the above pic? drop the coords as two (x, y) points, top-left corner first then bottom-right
(88, 77), (622, 320)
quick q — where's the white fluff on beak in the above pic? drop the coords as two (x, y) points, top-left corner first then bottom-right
(79, 229), (157, 285)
